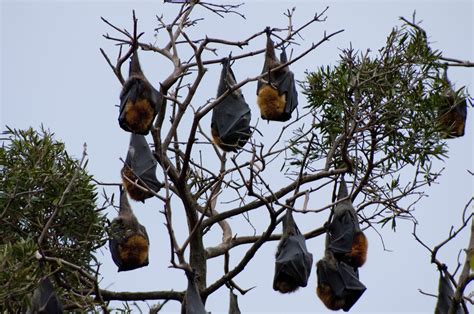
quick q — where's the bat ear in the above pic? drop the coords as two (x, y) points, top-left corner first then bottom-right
(129, 50), (143, 77)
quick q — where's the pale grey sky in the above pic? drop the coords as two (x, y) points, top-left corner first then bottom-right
(1, 0), (473, 313)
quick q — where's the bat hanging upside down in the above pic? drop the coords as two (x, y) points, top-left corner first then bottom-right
(109, 188), (150, 272)
(118, 50), (162, 135)
(327, 178), (368, 268)
(256, 28), (298, 122)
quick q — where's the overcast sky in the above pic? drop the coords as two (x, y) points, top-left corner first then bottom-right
(1, 0), (473, 313)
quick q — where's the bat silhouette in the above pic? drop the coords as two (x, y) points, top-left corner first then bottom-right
(109, 188), (149, 272)
(437, 70), (467, 139)
(273, 210), (313, 293)
(327, 178), (368, 268)
(121, 134), (163, 202)
(118, 51), (162, 135)
(211, 58), (251, 152)
(256, 29), (298, 122)
(316, 252), (366, 312)
(28, 277), (63, 314)
(182, 271), (207, 314)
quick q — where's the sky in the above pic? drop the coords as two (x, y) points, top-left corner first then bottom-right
(1, 0), (473, 313)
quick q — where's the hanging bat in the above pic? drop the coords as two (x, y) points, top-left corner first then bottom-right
(228, 289), (241, 314)
(437, 70), (467, 139)
(273, 210), (313, 293)
(118, 51), (162, 135)
(211, 58), (252, 152)
(28, 277), (63, 314)
(182, 271), (207, 314)
(327, 178), (368, 268)
(434, 270), (464, 314)
(121, 134), (163, 202)
(316, 252), (366, 312)
(109, 188), (149, 272)
(256, 29), (298, 122)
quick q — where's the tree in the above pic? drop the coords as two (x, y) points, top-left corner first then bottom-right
(1, 2), (472, 312)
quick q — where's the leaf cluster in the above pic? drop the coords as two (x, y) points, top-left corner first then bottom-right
(0, 127), (108, 311)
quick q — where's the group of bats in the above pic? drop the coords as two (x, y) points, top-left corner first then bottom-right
(27, 26), (467, 313)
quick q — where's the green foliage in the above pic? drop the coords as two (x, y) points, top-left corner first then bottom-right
(294, 18), (470, 226)
(0, 127), (108, 311)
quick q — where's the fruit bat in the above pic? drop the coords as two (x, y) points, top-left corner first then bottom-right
(437, 70), (467, 139)
(228, 290), (241, 314)
(256, 29), (298, 122)
(121, 133), (163, 202)
(316, 252), (366, 312)
(211, 58), (251, 152)
(28, 277), (63, 314)
(327, 178), (368, 268)
(118, 51), (162, 135)
(273, 210), (313, 293)
(434, 270), (464, 314)
(109, 188), (149, 272)
(182, 271), (207, 314)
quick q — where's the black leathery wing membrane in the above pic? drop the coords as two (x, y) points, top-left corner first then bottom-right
(28, 277), (63, 314)
(228, 290), (241, 314)
(109, 188), (150, 272)
(256, 29), (298, 122)
(273, 209), (313, 293)
(182, 272), (207, 314)
(211, 58), (251, 152)
(118, 51), (162, 135)
(434, 270), (465, 314)
(121, 133), (162, 202)
(316, 253), (366, 312)
(327, 177), (368, 268)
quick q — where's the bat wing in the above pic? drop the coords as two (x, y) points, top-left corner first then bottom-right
(211, 94), (251, 151)
(108, 218), (124, 269)
(276, 70), (298, 121)
(273, 233), (313, 288)
(229, 290), (241, 314)
(328, 210), (356, 254)
(435, 272), (464, 314)
(30, 278), (63, 314)
(184, 275), (207, 314)
(125, 134), (162, 192)
(317, 258), (366, 312)
(118, 78), (160, 135)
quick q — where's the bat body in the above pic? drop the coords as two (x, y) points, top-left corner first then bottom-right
(438, 96), (467, 139)
(256, 30), (298, 122)
(328, 178), (368, 268)
(211, 59), (251, 152)
(273, 210), (313, 293)
(316, 253), (366, 312)
(119, 52), (162, 135)
(121, 134), (162, 202)
(28, 277), (63, 314)
(229, 290), (241, 314)
(435, 271), (465, 314)
(182, 272), (207, 314)
(109, 189), (149, 272)
(437, 69), (467, 139)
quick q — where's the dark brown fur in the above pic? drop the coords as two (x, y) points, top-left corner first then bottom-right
(273, 273), (300, 294)
(317, 284), (345, 311)
(121, 166), (154, 202)
(119, 234), (149, 269)
(345, 231), (368, 268)
(123, 99), (155, 134)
